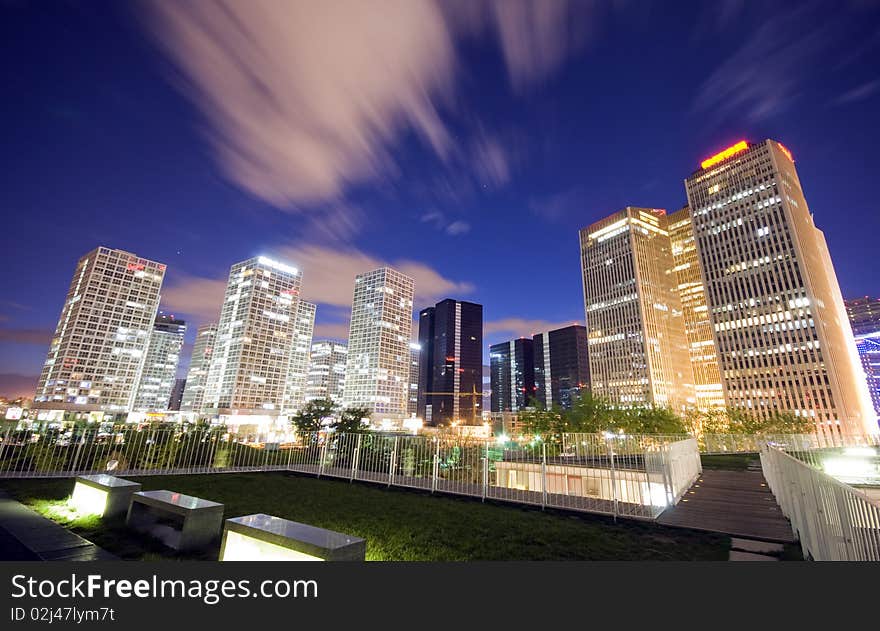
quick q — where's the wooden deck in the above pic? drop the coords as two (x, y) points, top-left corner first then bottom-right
(657, 470), (796, 543)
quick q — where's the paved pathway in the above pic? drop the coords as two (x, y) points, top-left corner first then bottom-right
(0, 491), (117, 561)
(657, 469), (796, 543)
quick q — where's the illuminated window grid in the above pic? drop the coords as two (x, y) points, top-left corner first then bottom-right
(305, 341), (348, 405)
(180, 323), (218, 412)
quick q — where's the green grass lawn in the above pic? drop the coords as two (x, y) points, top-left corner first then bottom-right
(0, 472), (731, 561)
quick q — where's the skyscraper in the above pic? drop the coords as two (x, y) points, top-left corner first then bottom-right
(342, 267), (414, 419)
(408, 342), (420, 416)
(168, 378), (186, 411)
(33, 247), (166, 416)
(579, 207), (695, 411)
(282, 300), (316, 414)
(489, 338), (535, 413)
(668, 206), (726, 410)
(685, 139), (875, 437)
(305, 341), (347, 405)
(416, 299), (483, 425)
(132, 313), (187, 411)
(203, 256), (303, 418)
(846, 297), (880, 425)
(180, 322), (217, 413)
(533, 324), (590, 410)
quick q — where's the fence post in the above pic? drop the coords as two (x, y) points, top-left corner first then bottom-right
(431, 439), (439, 494)
(69, 430), (85, 475)
(318, 436), (327, 478)
(607, 435), (618, 521)
(482, 442), (488, 502)
(541, 442), (547, 510)
(388, 437), (398, 487)
(350, 433), (362, 482)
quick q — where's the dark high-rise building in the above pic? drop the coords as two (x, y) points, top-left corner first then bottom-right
(168, 378), (186, 411)
(846, 297), (880, 425)
(490, 338), (535, 413)
(417, 299), (483, 425)
(846, 297), (880, 336)
(533, 325), (590, 410)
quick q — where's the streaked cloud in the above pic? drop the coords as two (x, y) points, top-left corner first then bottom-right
(313, 321), (352, 341)
(484, 317), (582, 338)
(445, 220), (471, 236)
(833, 79), (880, 105)
(420, 211), (471, 237)
(160, 274), (228, 322)
(142, 0), (586, 228)
(0, 327), (54, 346)
(0, 373), (39, 399)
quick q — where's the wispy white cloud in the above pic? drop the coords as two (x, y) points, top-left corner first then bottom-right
(445, 220), (471, 236)
(420, 210), (470, 237)
(833, 79), (880, 106)
(484, 317), (582, 338)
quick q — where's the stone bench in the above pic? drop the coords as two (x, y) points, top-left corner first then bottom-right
(72, 475), (142, 518)
(220, 513), (366, 561)
(126, 490), (223, 552)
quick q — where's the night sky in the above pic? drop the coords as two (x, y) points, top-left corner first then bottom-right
(2, 1), (879, 398)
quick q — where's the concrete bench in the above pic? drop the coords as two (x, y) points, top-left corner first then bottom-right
(126, 490), (223, 552)
(72, 475), (142, 518)
(220, 513), (366, 561)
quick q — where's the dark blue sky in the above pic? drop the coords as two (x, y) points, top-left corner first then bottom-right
(2, 1), (879, 397)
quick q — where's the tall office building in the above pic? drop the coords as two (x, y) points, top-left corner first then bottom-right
(668, 206), (726, 409)
(489, 338), (535, 413)
(282, 300), (316, 414)
(417, 299), (483, 425)
(685, 139), (875, 437)
(168, 378), (186, 411)
(579, 207), (695, 411)
(34, 247), (166, 415)
(203, 256), (303, 417)
(132, 313), (187, 411)
(533, 324), (590, 410)
(342, 267), (414, 418)
(305, 341), (347, 405)
(180, 322), (217, 413)
(408, 343), (420, 416)
(846, 297), (880, 425)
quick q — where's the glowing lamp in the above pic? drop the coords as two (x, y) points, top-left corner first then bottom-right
(777, 143), (794, 162)
(700, 140), (749, 169)
(71, 475), (142, 518)
(220, 514), (366, 561)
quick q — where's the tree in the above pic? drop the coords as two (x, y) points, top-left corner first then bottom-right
(620, 405), (688, 434)
(518, 399), (567, 444)
(564, 392), (616, 433)
(331, 406), (371, 434)
(290, 399), (337, 434)
(726, 408), (814, 434)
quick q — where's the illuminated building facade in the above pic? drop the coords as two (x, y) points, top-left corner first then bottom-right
(168, 378), (186, 411)
(305, 341), (347, 405)
(180, 322), (217, 413)
(489, 338), (535, 413)
(533, 324), (590, 410)
(579, 208), (695, 411)
(668, 206), (726, 409)
(203, 256), (303, 417)
(417, 299), (483, 425)
(685, 139), (875, 437)
(342, 267), (414, 418)
(408, 343), (420, 416)
(34, 247), (166, 414)
(846, 297), (880, 426)
(281, 300), (316, 414)
(132, 313), (187, 411)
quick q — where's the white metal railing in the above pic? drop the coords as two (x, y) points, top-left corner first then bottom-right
(699, 433), (880, 455)
(0, 427), (701, 521)
(760, 444), (880, 561)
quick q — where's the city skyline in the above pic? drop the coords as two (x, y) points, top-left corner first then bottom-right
(3, 2), (880, 399)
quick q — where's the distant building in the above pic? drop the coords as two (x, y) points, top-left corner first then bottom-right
(342, 267), (414, 419)
(306, 341), (348, 405)
(408, 343), (420, 416)
(282, 300), (316, 414)
(132, 313), (187, 411)
(33, 247), (166, 416)
(686, 139), (874, 437)
(203, 256), (303, 418)
(579, 207), (694, 411)
(417, 299), (483, 425)
(668, 206), (726, 409)
(180, 323), (217, 413)
(490, 338), (535, 413)
(168, 378), (186, 411)
(533, 324), (589, 410)
(846, 297), (880, 426)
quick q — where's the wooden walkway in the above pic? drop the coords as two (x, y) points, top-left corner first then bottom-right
(657, 469), (796, 543)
